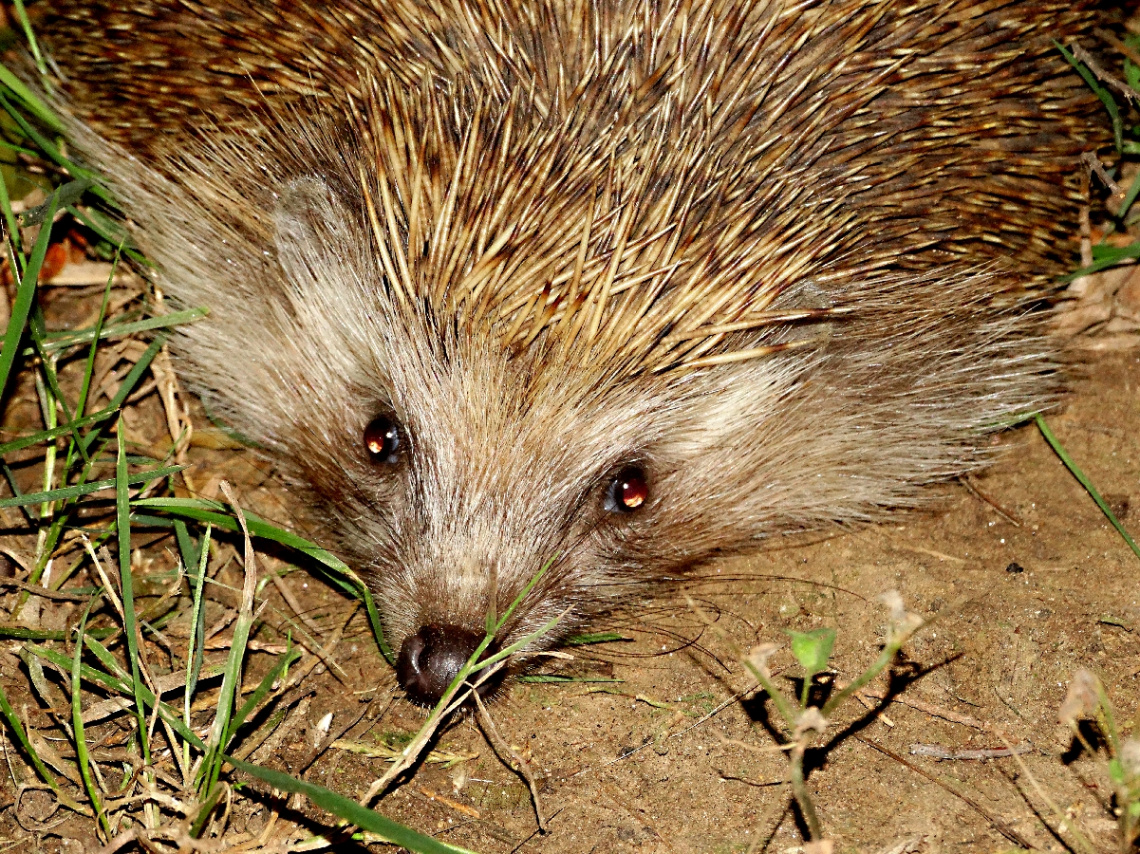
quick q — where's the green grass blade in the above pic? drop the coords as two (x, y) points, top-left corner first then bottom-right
(0, 62), (63, 133)
(71, 602), (111, 838)
(488, 554), (556, 634)
(0, 188), (57, 401)
(565, 631), (627, 645)
(1034, 414), (1140, 562)
(179, 521), (209, 730)
(27, 306), (84, 465)
(1117, 169), (1140, 222)
(0, 461), (38, 532)
(0, 138), (40, 158)
(189, 784), (227, 838)
(133, 497), (350, 568)
(10, 1), (47, 80)
(1062, 242), (1140, 281)
(0, 464), (183, 508)
(174, 519), (202, 575)
(27, 639), (220, 738)
(0, 408), (116, 456)
(145, 698), (475, 854)
(133, 497), (394, 663)
(84, 634), (227, 716)
(0, 625), (115, 641)
(115, 428), (152, 766)
(198, 510), (258, 798)
(0, 680), (60, 791)
(475, 608), (565, 673)
(66, 204), (142, 262)
(226, 642), (301, 749)
(0, 336), (167, 478)
(224, 755), (482, 854)
(1057, 41), (1123, 151)
(0, 144), (25, 272)
(81, 635), (131, 683)
(0, 91), (111, 204)
(74, 262), (117, 422)
(41, 625), (462, 854)
(42, 307), (206, 352)
(24, 642), (130, 695)
(100, 334), (166, 412)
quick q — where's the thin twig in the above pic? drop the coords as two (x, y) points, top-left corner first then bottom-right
(473, 689), (547, 831)
(1072, 43), (1140, 105)
(909, 743), (1033, 761)
(855, 735), (1034, 849)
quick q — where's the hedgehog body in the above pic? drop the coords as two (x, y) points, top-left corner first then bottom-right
(34, 0), (1118, 701)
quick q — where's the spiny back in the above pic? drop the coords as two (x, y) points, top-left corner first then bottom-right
(41, 0), (1108, 375)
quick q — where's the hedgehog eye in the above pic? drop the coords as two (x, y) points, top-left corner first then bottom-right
(604, 466), (649, 514)
(363, 415), (401, 464)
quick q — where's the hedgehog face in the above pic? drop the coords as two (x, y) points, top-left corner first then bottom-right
(237, 178), (725, 702)
(310, 343), (695, 705)
(242, 173), (900, 704)
(270, 300), (872, 705)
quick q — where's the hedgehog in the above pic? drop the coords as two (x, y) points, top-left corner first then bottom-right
(24, 0), (1121, 704)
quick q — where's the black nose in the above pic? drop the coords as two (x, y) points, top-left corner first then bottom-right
(396, 625), (484, 706)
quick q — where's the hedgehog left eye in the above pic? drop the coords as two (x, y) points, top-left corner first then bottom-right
(363, 414), (401, 464)
(604, 466), (649, 513)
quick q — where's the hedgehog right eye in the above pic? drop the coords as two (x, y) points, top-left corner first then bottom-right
(363, 415), (401, 464)
(604, 466), (649, 514)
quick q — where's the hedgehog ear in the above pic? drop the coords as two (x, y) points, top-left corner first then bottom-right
(273, 176), (356, 287)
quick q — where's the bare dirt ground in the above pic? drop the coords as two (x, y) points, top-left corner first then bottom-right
(0, 272), (1136, 854)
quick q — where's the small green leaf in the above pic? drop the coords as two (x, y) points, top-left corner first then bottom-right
(1109, 757), (1125, 786)
(786, 628), (836, 678)
(18, 178), (91, 225)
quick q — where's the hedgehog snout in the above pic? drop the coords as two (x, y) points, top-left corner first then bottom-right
(396, 624), (499, 706)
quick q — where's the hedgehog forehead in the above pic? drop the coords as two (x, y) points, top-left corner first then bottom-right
(391, 338), (673, 477)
